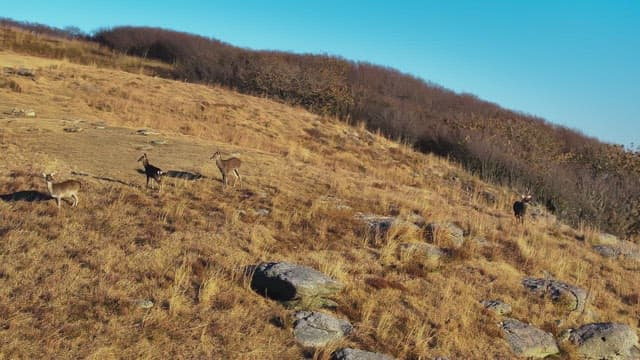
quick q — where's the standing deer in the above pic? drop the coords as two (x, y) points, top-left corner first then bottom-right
(42, 172), (81, 208)
(137, 153), (164, 190)
(513, 193), (533, 223)
(210, 151), (241, 187)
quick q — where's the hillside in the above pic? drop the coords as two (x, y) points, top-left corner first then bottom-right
(1, 39), (640, 359)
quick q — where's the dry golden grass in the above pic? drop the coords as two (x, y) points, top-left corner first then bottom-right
(0, 47), (639, 360)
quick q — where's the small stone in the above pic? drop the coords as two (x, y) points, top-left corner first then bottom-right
(135, 299), (154, 309)
(481, 300), (512, 316)
(332, 348), (395, 360)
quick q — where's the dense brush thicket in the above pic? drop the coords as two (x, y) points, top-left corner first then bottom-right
(3, 20), (640, 236)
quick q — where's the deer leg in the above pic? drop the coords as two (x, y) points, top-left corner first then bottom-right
(234, 169), (241, 187)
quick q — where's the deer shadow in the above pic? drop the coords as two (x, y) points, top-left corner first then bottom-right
(136, 169), (206, 181)
(0, 190), (51, 202)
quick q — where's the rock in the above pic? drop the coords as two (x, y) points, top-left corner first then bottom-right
(250, 262), (343, 308)
(480, 190), (497, 204)
(293, 311), (352, 347)
(522, 277), (587, 312)
(563, 323), (639, 359)
(134, 299), (154, 309)
(481, 300), (512, 316)
(16, 68), (36, 78)
(254, 208), (270, 216)
(63, 127), (83, 133)
(593, 241), (640, 269)
(355, 213), (420, 241)
(595, 233), (620, 246)
(593, 245), (620, 258)
(425, 222), (464, 249)
(6, 108), (36, 117)
(500, 318), (560, 358)
(150, 139), (168, 145)
(355, 214), (396, 239)
(399, 243), (446, 262)
(136, 129), (159, 136)
(332, 348), (395, 360)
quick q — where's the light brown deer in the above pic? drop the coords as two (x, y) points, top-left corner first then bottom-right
(210, 151), (242, 187)
(42, 173), (81, 208)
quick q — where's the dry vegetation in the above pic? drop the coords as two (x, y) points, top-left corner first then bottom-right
(0, 36), (639, 359)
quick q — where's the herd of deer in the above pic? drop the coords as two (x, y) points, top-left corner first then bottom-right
(41, 151), (241, 208)
(41, 151), (535, 222)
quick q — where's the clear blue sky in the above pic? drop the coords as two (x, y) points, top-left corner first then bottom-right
(4, 1), (639, 147)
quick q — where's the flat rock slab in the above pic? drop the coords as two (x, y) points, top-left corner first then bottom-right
(501, 318), (559, 358)
(564, 323), (639, 360)
(250, 262), (343, 308)
(293, 311), (352, 348)
(332, 348), (395, 360)
(522, 277), (587, 312)
(425, 222), (464, 248)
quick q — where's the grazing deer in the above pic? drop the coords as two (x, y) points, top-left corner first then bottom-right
(42, 173), (81, 208)
(137, 153), (163, 190)
(210, 151), (242, 187)
(513, 193), (533, 223)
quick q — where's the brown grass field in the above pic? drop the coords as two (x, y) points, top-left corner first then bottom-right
(0, 37), (639, 359)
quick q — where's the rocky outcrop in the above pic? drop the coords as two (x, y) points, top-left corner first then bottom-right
(293, 311), (352, 347)
(561, 323), (639, 359)
(250, 262), (343, 308)
(522, 277), (587, 312)
(501, 318), (559, 358)
(332, 347), (395, 360)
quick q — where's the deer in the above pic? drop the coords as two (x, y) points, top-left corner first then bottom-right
(42, 172), (81, 208)
(210, 151), (242, 187)
(137, 153), (164, 190)
(513, 192), (533, 223)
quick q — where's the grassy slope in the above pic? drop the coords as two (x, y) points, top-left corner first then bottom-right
(0, 51), (638, 359)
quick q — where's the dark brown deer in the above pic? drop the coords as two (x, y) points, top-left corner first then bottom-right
(137, 153), (163, 190)
(513, 193), (533, 223)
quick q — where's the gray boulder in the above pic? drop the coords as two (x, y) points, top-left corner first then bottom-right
(563, 323), (639, 359)
(501, 318), (559, 358)
(425, 222), (464, 248)
(250, 262), (343, 308)
(481, 300), (512, 316)
(593, 241), (640, 269)
(522, 277), (587, 312)
(293, 311), (352, 347)
(355, 213), (419, 241)
(332, 347), (395, 360)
